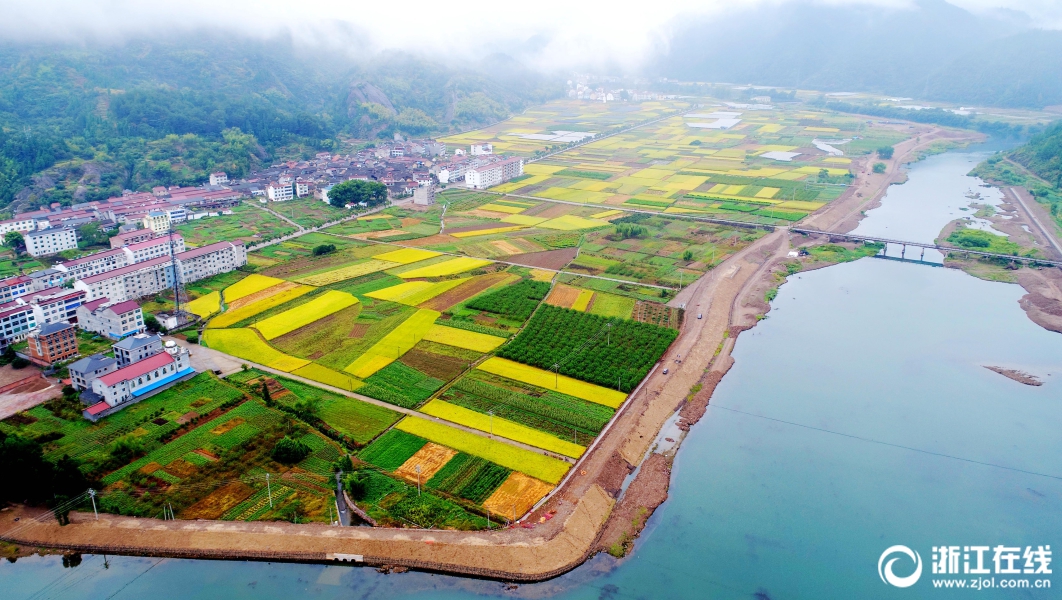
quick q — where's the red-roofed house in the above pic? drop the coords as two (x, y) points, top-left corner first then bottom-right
(55, 248), (129, 280)
(109, 229), (156, 249)
(76, 297), (144, 340)
(85, 343), (193, 420)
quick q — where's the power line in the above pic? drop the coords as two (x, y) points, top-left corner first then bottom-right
(709, 404), (1062, 481)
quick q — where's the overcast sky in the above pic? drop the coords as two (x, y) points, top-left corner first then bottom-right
(0, 0), (1058, 70)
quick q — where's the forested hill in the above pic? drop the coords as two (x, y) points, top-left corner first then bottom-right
(656, 0), (1062, 109)
(1011, 121), (1062, 188)
(0, 38), (560, 213)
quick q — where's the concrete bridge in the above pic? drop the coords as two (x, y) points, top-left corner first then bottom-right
(790, 227), (1062, 268)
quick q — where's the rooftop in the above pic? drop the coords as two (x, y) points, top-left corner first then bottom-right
(98, 352), (173, 387)
(68, 353), (117, 373)
(79, 256), (171, 285)
(112, 333), (161, 351)
(34, 321), (74, 336)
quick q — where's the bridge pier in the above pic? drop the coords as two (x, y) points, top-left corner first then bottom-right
(920, 248), (925, 261)
(901, 244), (906, 260)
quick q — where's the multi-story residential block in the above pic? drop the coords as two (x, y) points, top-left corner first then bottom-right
(76, 298), (144, 340)
(109, 229), (156, 248)
(0, 301), (37, 346)
(295, 180), (311, 197)
(0, 217), (39, 236)
(465, 157), (524, 189)
(122, 234), (185, 264)
(470, 143), (494, 156)
(27, 269), (66, 292)
(0, 275), (32, 303)
(74, 256), (176, 302)
(267, 182), (294, 201)
(21, 287), (85, 326)
(25, 321), (78, 364)
(24, 227), (78, 257)
(112, 333), (163, 367)
(142, 211), (171, 233)
(209, 172), (229, 186)
(412, 184), (436, 205)
(68, 353), (118, 391)
(55, 248), (129, 280)
(176, 241), (247, 283)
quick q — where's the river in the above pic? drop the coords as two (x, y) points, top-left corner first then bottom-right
(4, 148), (1061, 599)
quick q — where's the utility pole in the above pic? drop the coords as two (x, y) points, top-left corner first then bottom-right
(416, 465), (422, 497)
(488, 411), (494, 439)
(88, 488), (98, 520)
(267, 473), (273, 508)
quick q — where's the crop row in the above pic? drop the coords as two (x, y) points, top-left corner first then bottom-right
(358, 361), (443, 409)
(449, 376), (611, 433)
(426, 453), (511, 504)
(465, 279), (550, 321)
(496, 305), (676, 392)
(358, 429), (428, 471)
(420, 400), (585, 458)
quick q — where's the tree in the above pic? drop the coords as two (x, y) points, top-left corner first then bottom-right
(682, 249), (694, 261)
(877, 146), (895, 160)
(313, 243), (336, 256)
(4, 231), (24, 254)
(144, 314), (165, 333)
(873, 162), (887, 174)
(271, 436), (311, 464)
(261, 381), (273, 406)
(77, 223), (109, 247)
(328, 179), (387, 208)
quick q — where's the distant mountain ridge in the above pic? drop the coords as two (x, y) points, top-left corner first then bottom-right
(656, 0), (1062, 109)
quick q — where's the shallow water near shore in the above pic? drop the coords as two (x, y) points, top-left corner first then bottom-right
(4, 148), (1062, 599)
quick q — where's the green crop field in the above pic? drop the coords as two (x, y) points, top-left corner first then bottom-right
(358, 429), (428, 470)
(176, 203), (296, 246)
(498, 305), (676, 392)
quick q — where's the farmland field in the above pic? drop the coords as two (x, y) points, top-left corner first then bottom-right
(395, 416), (571, 484)
(207, 285), (313, 329)
(477, 357), (627, 408)
(176, 203), (296, 245)
(187, 291), (220, 318)
(202, 328), (310, 372)
(420, 399), (586, 458)
(224, 274), (285, 302)
(497, 305), (676, 392)
(253, 290), (358, 339)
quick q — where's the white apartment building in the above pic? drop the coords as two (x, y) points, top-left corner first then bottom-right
(142, 211), (171, 233)
(75, 256), (176, 302)
(122, 234), (185, 264)
(470, 143), (494, 156)
(21, 287), (85, 326)
(177, 241), (247, 283)
(465, 157), (524, 190)
(0, 217), (39, 236)
(413, 185), (436, 205)
(0, 301), (37, 345)
(24, 227), (78, 257)
(55, 248), (128, 281)
(295, 180), (311, 197)
(209, 172), (229, 186)
(76, 298), (145, 340)
(267, 182), (294, 201)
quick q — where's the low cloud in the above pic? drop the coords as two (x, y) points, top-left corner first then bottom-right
(0, 0), (1055, 70)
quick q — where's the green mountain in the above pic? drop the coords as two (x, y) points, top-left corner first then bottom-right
(0, 38), (561, 213)
(1011, 121), (1062, 188)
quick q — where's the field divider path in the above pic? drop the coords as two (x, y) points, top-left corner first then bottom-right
(245, 200), (306, 231)
(214, 355), (577, 465)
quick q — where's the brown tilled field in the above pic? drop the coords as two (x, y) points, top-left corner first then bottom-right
(228, 281), (300, 310)
(507, 247), (578, 270)
(400, 348), (469, 380)
(395, 443), (458, 483)
(419, 272), (513, 311)
(545, 284), (580, 308)
(181, 482), (256, 520)
(482, 472), (553, 520)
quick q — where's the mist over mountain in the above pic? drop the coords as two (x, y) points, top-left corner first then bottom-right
(656, 0), (1062, 108)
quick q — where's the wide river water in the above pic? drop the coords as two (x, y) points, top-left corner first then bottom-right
(4, 148), (1061, 599)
